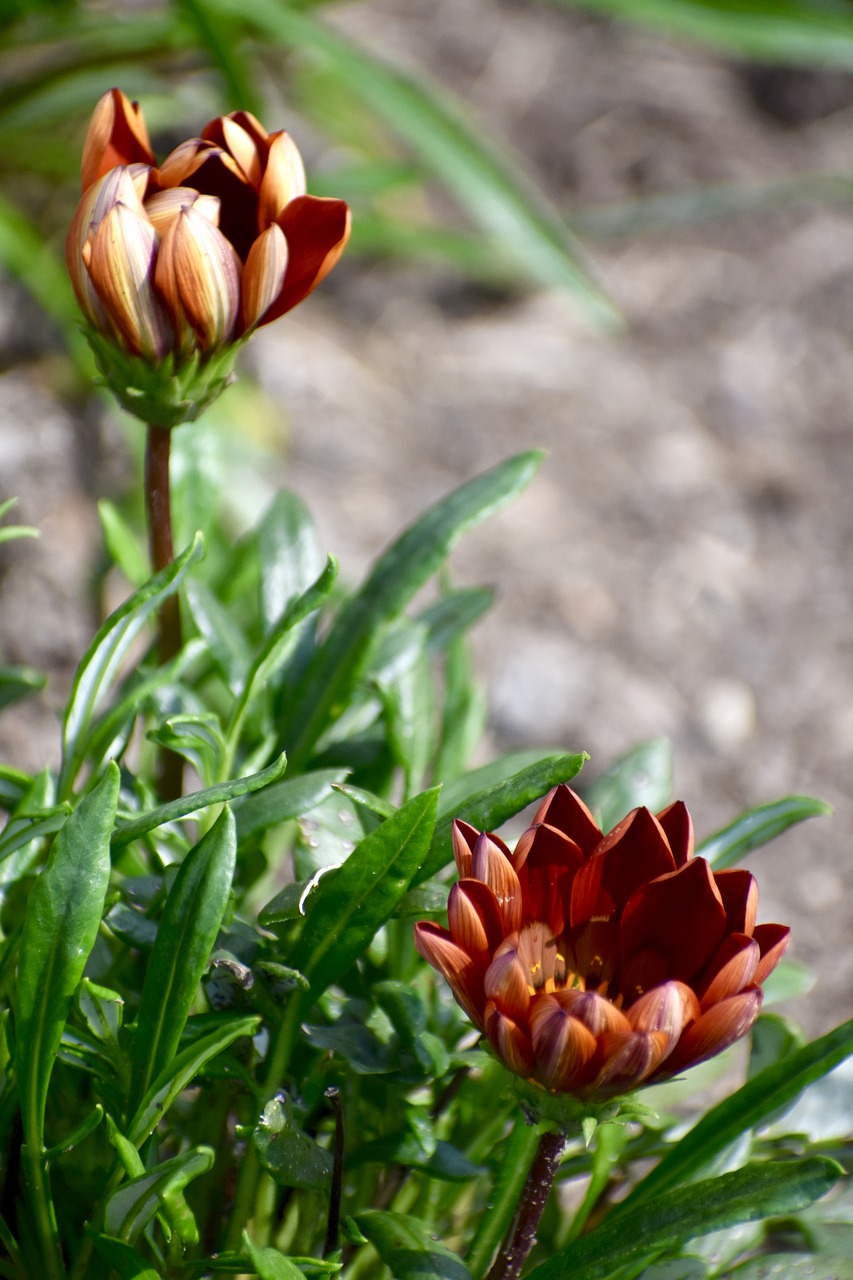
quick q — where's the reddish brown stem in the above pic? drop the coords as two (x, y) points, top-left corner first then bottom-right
(485, 1131), (567, 1280)
(144, 423), (183, 799)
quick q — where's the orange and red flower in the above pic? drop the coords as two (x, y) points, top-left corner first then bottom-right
(415, 786), (789, 1102)
(67, 88), (350, 363)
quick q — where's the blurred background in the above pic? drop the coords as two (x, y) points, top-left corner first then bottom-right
(2, 0), (853, 1034)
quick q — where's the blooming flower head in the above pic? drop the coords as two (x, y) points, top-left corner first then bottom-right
(66, 88), (350, 424)
(415, 786), (789, 1103)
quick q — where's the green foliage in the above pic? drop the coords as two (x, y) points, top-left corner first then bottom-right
(0, 444), (840, 1278)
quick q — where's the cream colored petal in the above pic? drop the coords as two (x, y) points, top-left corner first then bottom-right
(81, 88), (155, 192)
(145, 188), (221, 238)
(220, 115), (264, 188)
(240, 223), (288, 332)
(257, 131), (306, 229)
(159, 207), (240, 352)
(87, 202), (171, 360)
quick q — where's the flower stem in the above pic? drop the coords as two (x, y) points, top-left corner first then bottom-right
(466, 1117), (544, 1280)
(484, 1130), (568, 1280)
(144, 423), (183, 799)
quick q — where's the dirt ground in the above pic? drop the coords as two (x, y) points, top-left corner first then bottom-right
(3, 0), (853, 1035)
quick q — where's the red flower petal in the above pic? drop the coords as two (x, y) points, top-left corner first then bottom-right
(591, 1030), (670, 1095)
(529, 993), (597, 1090)
(661, 988), (762, 1076)
(448, 879), (504, 959)
(699, 933), (759, 1008)
(656, 800), (694, 866)
(571, 918), (620, 990)
(570, 807), (676, 927)
(451, 820), (478, 879)
(713, 868), (759, 935)
(262, 196), (351, 324)
(413, 922), (485, 1029)
(531, 786), (601, 857)
(547, 987), (631, 1036)
(625, 980), (699, 1041)
(512, 823), (584, 932)
(484, 935), (531, 1020)
(485, 1002), (536, 1077)
(472, 832), (522, 933)
(752, 923), (791, 984)
(620, 858), (727, 982)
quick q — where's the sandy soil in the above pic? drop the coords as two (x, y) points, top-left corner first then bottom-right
(3, 1), (853, 1034)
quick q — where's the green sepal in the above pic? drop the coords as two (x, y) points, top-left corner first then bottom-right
(85, 326), (244, 428)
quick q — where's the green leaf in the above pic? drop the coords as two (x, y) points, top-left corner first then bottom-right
(59, 533), (204, 798)
(147, 713), (226, 788)
(205, 0), (617, 326)
(129, 809), (236, 1110)
(185, 576), (252, 696)
(417, 751), (587, 885)
(352, 1134), (485, 1181)
(91, 1234), (161, 1280)
(528, 1158), (842, 1280)
(731, 1257), (853, 1279)
(77, 979), (124, 1046)
(418, 587), (495, 655)
(112, 753), (286, 847)
(0, 663), (46, 712)
(581, 739), (673, 832)
(97, 500), (149, 589)
(103, 1145), (214, 1244)
(698, 794), (832, 869)
(243, 1233), (306, 1280)
(615, 1018), (853, 1215)
(127, 1014), (260, 1147)
(0, 806), (70, 866)
(253, 1096), (333, 1190)
(331, 782), (396, 822)
(284, 452), (543, 766)
(551, 0), (853, 68)
(0, 764), (32, 811)
(356, 1209), (472, 1280)
(233, 767), (348, 842)
(287, 788), (439, 1000)
(225, 554), (339, 770)
(15, 764), (119, 1148)
(257, 489), (323, 634)
(761, 953), (815, 1004)
(0, 196), (91, 371)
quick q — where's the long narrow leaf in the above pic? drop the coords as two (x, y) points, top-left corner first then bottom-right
(233, 767), (348, 842)
(103, 1146), (214, 1244)
(204, 0), (618, 326)
(698, 794), (831, 869)
(111, 752), (286, 848)
(616, 1017), (853, 1214)
(60, 534), (204, 798)
(15, 764), (119, 1148)
(127, 1015), (260, 1147)
(128, 809), (236, 1109)
(416, 751), (587, 884)
(357, 1209), (473, 1280)
(553, 0), (853, 68)
(527, 1157), (842, 1280)
(287, 788), (439, 1001)
(285, 452), (543, 766)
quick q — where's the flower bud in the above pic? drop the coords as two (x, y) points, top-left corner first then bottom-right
(67, 89), (351, 427)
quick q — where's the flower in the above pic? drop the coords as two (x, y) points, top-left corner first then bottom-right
(66, 88), (350, 424)
(414, 786), (789, 1102)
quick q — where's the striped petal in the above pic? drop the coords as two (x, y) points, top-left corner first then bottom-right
(81, 87), (155, 192)
(87, 202), (171, 360)
(241, 223), (289, 332)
